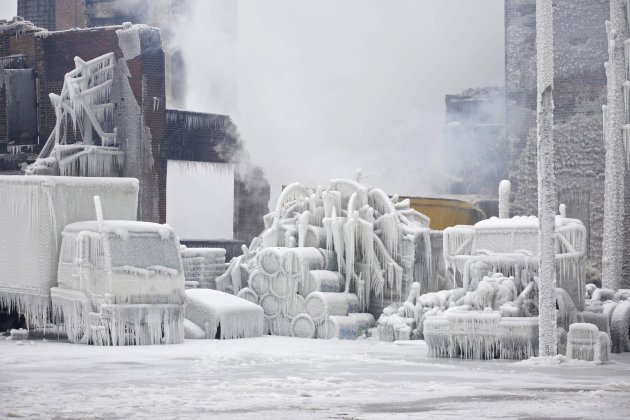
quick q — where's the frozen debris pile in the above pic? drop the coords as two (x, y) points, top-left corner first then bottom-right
(443, 214), (587, 310)
(566, 323), (610, 363)
(378, 275), (573, 359)
(0, 176), (138, 328)
(217, 177), (434, 339)
(51, 220), (186, 345)
(581, 284), (630, 353)
(184, 289), (263, 339)
(181, 248), (227, 289)
(26, 53), (123, 177)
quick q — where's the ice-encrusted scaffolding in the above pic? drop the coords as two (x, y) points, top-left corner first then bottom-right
(27, 53), (123, 177)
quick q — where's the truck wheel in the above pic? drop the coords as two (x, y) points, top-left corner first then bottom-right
(610, 301), (630, 353)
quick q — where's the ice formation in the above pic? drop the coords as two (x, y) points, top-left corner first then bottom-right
(536, 0), (558, 357)
(215, 177), (434, 339)
(27, 53), (123, 178)
(602, 0), (629, 291)
(0, 176), (138, 328)
(184, 289), (264, 339)
(51, 220), (186, 345)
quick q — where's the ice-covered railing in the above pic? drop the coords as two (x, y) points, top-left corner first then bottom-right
(27, 53), (122, 177)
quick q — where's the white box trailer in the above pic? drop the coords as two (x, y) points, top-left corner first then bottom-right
(0, 175), (139, 327)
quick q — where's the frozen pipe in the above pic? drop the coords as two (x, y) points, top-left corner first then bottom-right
(498, 180), (511, 219)
(558, 203), (568, 219)
(93, 195), (104, 224)
(304, 292), (360, 321)
(326, 313), (376, 339)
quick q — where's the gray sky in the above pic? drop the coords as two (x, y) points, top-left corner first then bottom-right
(177, 0), (505, 205)
(1, 0), (505, 221)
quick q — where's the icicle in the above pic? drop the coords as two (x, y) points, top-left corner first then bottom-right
(624, 124), (630, 169)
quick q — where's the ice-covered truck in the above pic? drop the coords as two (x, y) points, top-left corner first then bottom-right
(51, 219), (185, 345)
(0, 175), (186, 345)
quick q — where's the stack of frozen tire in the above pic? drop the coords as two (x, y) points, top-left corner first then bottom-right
(237, 247), (376, 339)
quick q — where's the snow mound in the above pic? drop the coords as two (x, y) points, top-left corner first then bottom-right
(184, 289), (264, 339)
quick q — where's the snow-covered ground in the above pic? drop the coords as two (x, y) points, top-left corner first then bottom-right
(1, 336), (629, 419)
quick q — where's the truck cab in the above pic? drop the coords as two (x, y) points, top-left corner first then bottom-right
(51, 220), (185, 345)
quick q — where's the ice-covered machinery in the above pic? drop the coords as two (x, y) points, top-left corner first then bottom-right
(27, 53), (123, 177)
(443, 215), (587, 310)
(51, 218), (185, 345)
(0, 175), (138, 328)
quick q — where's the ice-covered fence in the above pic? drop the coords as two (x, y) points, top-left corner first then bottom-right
(423, 313), (541, 360)
(0, 176), (138, 327)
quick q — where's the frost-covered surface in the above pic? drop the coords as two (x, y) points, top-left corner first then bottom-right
(1, 337), (629, 419)
(536, 0), (557, 357)
(0, 176), (138, 327)
(602, 0), (629, 291)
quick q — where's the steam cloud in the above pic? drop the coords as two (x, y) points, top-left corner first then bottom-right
(170, 0), (505, 207)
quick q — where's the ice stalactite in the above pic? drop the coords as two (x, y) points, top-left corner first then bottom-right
(602, 1), (629, 291)
(536, 0), (557, 357)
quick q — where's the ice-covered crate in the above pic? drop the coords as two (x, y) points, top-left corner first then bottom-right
(567, 323), (610, 362)
(181, 248), (227, 289)
(184, 289), (263, 339)
(0, 176), (138, 327)
(9, 328), (29, 340)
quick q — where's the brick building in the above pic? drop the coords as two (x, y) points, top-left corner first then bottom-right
(504, 0), (630, 285)
(18, 0), (188, 107)
(0, 17), (268, 243)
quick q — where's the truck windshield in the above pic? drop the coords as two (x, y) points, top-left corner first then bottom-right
(108, 234), (181, 271)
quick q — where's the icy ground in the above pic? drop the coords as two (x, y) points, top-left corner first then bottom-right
(1, 336), (629, 419)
